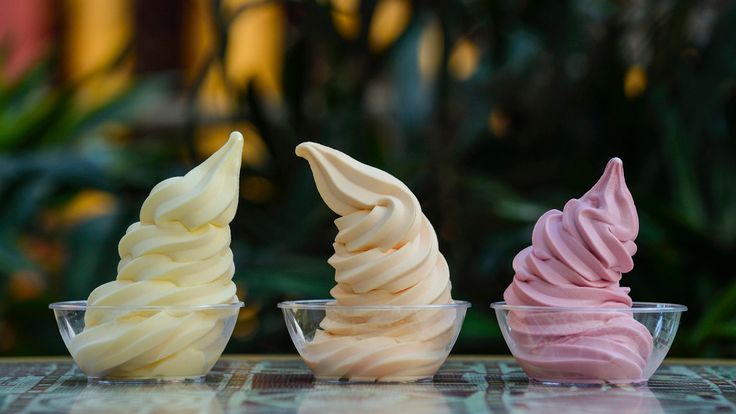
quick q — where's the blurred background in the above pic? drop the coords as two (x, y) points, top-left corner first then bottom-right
(0, 0), (734, 357)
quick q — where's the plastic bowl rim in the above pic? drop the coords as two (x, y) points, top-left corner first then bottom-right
(49, 300), (245, 311)
(277, 299), (471, 311)
(490, 301), (687, 313)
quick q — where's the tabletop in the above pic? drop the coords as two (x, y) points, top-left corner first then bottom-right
(1, 356), (735, 413)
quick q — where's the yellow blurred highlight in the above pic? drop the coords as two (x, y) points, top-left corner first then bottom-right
(63, 0), (133, 108)
(224, 0), (285, 103)
(368, 0), (411, 53)
(240, 176), (275, 203)
(624, 64), (647, 99)
(418, 19), (443, 82)
(234, 304), (261, 338)
(235, 282), (248, 300)
(9, 270), (46, 300)
(101, 123), (133, 146)
(488, 108), (510, 138)
(183, 1), (237, 116)
(197, 62), (238, 117)
(182, 0), (217, 85)
(448, 38), (480, 81)
(331, 0), (361, 39)
(195, 123), (269, 168)
(60, 189), (118, 226)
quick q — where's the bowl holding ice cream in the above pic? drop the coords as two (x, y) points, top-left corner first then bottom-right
(492, 158), (686, 385)
(280, 300), (469, 383)
(491, 301), (685, 385)
(50, 132), (245, 382)
(281, 142), (469, 382)
(50, 301), (242, 382)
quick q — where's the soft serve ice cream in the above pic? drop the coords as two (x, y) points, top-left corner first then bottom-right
(69, 132), (244, 379)
(296, 142), (459, 381)
(503, 158), (653, 382)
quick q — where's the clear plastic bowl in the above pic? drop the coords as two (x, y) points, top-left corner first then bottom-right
(491, 301), (687, 385)
(49, 300), (243, 382)
(278, 299), (471, 383)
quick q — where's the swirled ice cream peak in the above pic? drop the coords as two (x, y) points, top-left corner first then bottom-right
(506, 157), (640, 308)
(295, 142), (421, 252)
(70, 132), (244, 378)
(140, 132), (243, 229)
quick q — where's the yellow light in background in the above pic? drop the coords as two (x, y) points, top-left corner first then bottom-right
(195, 122), (269, 168)
(223, 0), (285, 103)
(182, 0), (217, 85)
(60, 189), (118, 226)
(235, 282), (248, 301)
(197, 62), (238, 117)
(488, 108), (510, 138)
(240, 176), (275, 203)
(368, 0), (411, 53)
(63, 0), (133, 108)
(418, 19), (443, 82)
(183, 0), (274, 184)
(448, 38), (479, 81)
(624, 64), (647, 99)
(233, 304), (261, 338)
(331, 0), (361, 39)
(183, 0), (239, 146)
(233, 274), (258, 340)
(63, 0), (132, 80)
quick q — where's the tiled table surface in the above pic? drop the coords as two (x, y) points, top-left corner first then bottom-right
(1, 356), (735, 413)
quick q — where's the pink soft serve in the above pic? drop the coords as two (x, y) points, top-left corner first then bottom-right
(503, 158), (653, 382)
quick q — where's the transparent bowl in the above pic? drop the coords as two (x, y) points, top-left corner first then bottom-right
(49, 300), (243, 382)
(491, 301), (687, 385)
(278, 299), (471, 383)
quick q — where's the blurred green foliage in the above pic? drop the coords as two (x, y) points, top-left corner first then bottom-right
(1, 0), (735, 357)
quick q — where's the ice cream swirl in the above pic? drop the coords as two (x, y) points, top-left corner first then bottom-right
(504, 158), (654, 382)
(70, 132), (243, 378)
(296, 142), (455, 381)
